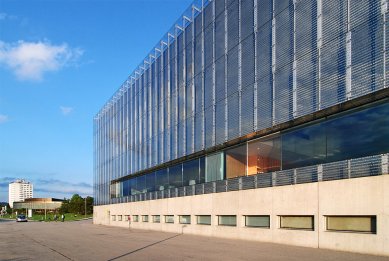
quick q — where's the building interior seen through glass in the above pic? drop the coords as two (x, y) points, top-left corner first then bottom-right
(112, 101), (389, 198)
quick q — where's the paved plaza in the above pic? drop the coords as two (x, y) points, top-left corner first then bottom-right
(0, 219), (388, 261)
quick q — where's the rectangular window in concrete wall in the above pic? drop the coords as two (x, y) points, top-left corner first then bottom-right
(111, 215), (116, 221)
(165, 215), (174, 223)
(179, 215), (191, 224)
(245, 215), (270, 228)
(124, 215), (129, 222)
(206, 152), (224, 182)
(152, 215), (160, 223)
(279, 216), (314, 230)
(142, 215), (149, 222)
(218, 215), (237, 226)
(326, 216), (377, 233)
(226, 145), (247, 179)
(132, 215), (139, 222)
(247, 135), (281, 175)
(118, 215), (122, 221)
(197, 215), (211, 225)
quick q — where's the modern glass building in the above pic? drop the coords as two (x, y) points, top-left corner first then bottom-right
(94, 0), (388, 255)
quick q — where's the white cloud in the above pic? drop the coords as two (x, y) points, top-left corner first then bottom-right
(0, 114), (8, 123)
(0, 12), (16, 20)
(60, 106), (73, 116)
(0, 40), (83, 81)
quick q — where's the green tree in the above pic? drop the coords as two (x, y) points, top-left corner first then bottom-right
(85, 196), (94, 215)
(59, 199), (70, 214)
(69, 194), (83, 214)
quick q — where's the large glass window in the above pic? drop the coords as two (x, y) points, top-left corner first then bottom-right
(205, 152), (224, 182)
(248, 135), (281, 175)
(156, 169), (169, 191)
(282, 123), (325, 169)
(145, 172), (155, 192)
(225, 145), (247, 178)
(136, 175), (146, 194)
(122, 180), (129, 196)
(197, 215), (211, 225)
(199, 157), (206, 183)
(325, 102), (389, 162)
(183, 159), (200, 186)
(169, 164), (183, 188)
(129, 178), (137, 195)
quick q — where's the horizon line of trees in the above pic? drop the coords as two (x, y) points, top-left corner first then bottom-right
(59, 194), (93, 215)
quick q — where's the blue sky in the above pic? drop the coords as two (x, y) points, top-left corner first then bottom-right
(0, 0), (193, 202)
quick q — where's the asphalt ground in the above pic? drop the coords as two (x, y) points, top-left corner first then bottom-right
(0, 219), (388, 261)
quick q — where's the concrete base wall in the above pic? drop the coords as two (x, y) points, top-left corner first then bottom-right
(94, 175), (389, 256)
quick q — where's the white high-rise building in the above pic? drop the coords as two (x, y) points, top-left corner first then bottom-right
(8, 179), (33, 208)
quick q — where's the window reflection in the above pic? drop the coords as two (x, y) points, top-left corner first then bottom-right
(206, 152), (224, 182)
(225, 145), (247, 178)
(248, 136), (281, 175)
(183, 159), (200, 186)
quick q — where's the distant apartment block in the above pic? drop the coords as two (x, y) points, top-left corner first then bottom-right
(94, 0), (389, 256)
(9, 179), (33, 208)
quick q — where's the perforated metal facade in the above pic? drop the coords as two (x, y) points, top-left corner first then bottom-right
(94, 0), (388, 205)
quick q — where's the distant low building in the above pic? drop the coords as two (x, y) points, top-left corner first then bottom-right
(13, 198), (63, 211)
(8, 179), (33, 208)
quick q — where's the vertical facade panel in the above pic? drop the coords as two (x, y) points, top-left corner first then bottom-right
(351, 0), (384, 98)
(256, 0), (273, 130)
(295, 0), (317, 117)
(321, 0), (347, 109)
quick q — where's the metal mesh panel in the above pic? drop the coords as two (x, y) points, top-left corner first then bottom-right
(227, 46), (239, 96)
(195, 183), (204, 195)
(204, 182), (214, 194)
(274, 65), (293, 124)
(275, 169), (294, 186)
(241, 175), (255, 190)
(320, 36), (347, 109)
(296, 53), (317, 117)
(204, 66), (213, 108)
(204, 25), (213, 68)
(241, 35), (255, 88)
(215, 0), (225, 17)
(257, 173), (272, 188)
(351, 3), (384, 98)
(322, 160), (348, 181)
(204, 1), (213, 28)
(227, 177), (240, 191)
(177, 121), (185, 158)
(296, 165), (318, 184)
(241, 0), (254, 40)
(186, 116), (193, 154)
(194, 30), (202, 76)
(227, 0), (239, 51)
(170, 188), (177, 198)
(194, 112), (203, 151)
(216, 180), (227, 192)
(215, 12), (225, 60)
(215, 100), (226, 145)
(205, 107), (214, 149)
(215, 56), (225, 102)
(241, 84), (254, 136)
(227, 92), (240, 139)
(322, 0), (347, 46)
(256, 18), (273, 131)
(178, 187), (185, 197)
(350, 155), (382, 178)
